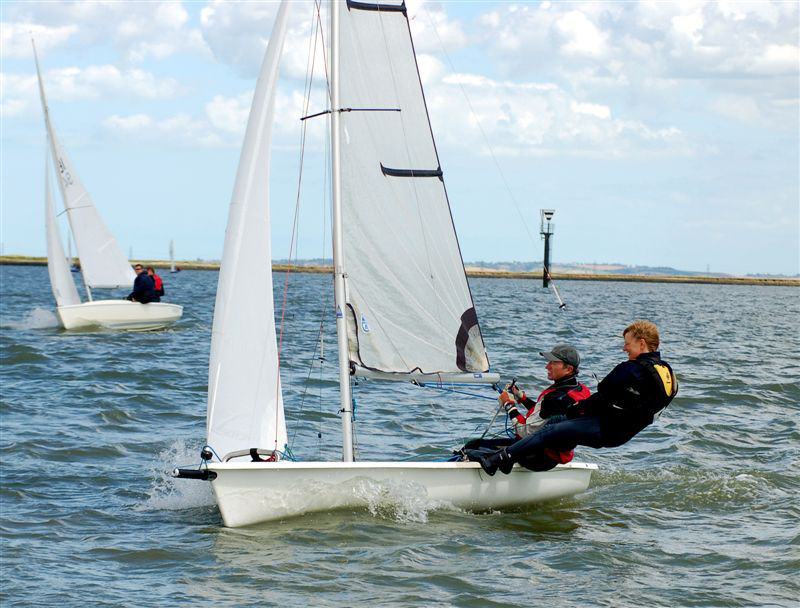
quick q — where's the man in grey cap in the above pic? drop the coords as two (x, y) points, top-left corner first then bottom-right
(502, 344), (590, 457)
(463, 343), (590, 471)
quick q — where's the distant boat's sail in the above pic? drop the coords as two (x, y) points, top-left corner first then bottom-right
(169, 240), (176, 273)
(337, 1), (491, 379)
(44, 151), (81, 307)
(33, 42), (135, 290)
(206, 1), (290, 460)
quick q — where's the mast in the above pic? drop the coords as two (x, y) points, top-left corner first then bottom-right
(330, 0), (355, 462)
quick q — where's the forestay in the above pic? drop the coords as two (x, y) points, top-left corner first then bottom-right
(206, 2), (290, 461)
(44, 152), (81, 307)
(337, 0), (491, 380)
(34, 43), (134, 290)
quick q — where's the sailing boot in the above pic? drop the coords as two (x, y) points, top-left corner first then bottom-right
(466, 449), (514, 476)
(497, 449), (515, 475)
(465, 449), (499, 475)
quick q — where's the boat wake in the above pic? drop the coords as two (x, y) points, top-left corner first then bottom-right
(139, 440), (215, 511)
(2, 307), (60, 330)
(592, 464), (776, 509)
(352, 478), (460, 523)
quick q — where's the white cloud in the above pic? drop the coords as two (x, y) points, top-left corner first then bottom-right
(710, 94), (762, 122)
(1, 22), (78, 58)
(427, 74), (688, 158)
(2, 64), (182, 122)
(416, 53), (445, 86)
(0, 92), (27, 118)
(556, 11), (609, 58)
(571, 101), (611, 119)
(671, 11), (705, 45)
(98, 84), (317, 149)
(476, 0), (799, 129)
(751, 44), (800, 75)
(104, 113), (154, 131)
(33, 65), (180, 101)
(103, 111), (221, 146)
(3, 1), (209, 63)
(406, 0), (468, 53)
(206, 93), (252, 134)
(199, 0), (282, 75)
(0, 73), (35, 118)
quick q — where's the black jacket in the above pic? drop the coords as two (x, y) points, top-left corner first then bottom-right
(572, 351), (677, 445)
(128, 273), (156, 304)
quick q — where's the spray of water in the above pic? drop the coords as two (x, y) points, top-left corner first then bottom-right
(352, 478), (461, 523)
(138, 439), (215, 511)
(2, 307), (60, 330)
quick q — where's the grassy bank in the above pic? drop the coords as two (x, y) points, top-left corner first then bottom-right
(2, 255), (797, 287)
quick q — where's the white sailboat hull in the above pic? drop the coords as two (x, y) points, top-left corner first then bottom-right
(208, 460), (597, 527)
(57, 300), (183, 330)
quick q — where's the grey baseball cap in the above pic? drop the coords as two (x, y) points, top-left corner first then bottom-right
(539, 344), (580, 369)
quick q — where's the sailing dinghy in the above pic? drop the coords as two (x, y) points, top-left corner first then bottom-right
(175, 0), (595, 527)
(169, 240), (179, 273)
(34, 41), (182, 331)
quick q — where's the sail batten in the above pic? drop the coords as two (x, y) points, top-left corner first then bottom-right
(206, 2), (291, 460)
(346, 0), (407, 13)
(380, 164), (443, 179)
(337, 2), (491, 377)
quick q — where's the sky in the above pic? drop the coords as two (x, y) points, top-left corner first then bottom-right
(1, 0), (798, 276)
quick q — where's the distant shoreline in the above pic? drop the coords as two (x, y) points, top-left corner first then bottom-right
(1, 255), (797, 287)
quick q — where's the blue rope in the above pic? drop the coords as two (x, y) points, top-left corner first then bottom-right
(415, 382), (498, 401)
(275, 447), (297, 461)
(202, 444), (223, 464)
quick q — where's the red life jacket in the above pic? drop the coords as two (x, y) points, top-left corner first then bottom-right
(153, 275), (163, 291)
(535, 383), (591, 464)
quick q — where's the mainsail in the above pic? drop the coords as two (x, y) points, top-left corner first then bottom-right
(44, 152), (81, 307)
(337, 0), (491, 379)
(33, 41), (135, 290)
(206, 2), (290, 460)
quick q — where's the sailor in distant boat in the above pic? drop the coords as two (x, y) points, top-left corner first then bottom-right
(147, 267), (164, 301)
(467, 321), (677, 476)
(126, 264), (156, 304)
(462, 344), (590, 471)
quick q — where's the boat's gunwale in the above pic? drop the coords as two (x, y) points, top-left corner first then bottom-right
(56, 300), (183, 311)
(207, 460), (598, 471)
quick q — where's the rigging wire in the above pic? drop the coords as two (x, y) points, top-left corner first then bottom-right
(421, 5), (538, 248)
(418, 7), (605, 401)
(280, 0), (329, 454)
(421, 6), (596, 353)
(421, 6), (578, 317)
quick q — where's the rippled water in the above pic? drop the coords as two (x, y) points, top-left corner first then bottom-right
(1, 264), (798, 607)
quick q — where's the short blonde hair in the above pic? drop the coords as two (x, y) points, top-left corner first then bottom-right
(623, 320), (660, 351)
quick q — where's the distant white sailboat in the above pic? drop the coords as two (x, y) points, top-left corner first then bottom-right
(169, 240), (179, 273)
(35, 40), (182, 331)
(175, 0), (595, 527)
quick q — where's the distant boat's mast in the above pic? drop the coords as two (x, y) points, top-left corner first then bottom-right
(330, 0), (355, 462)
